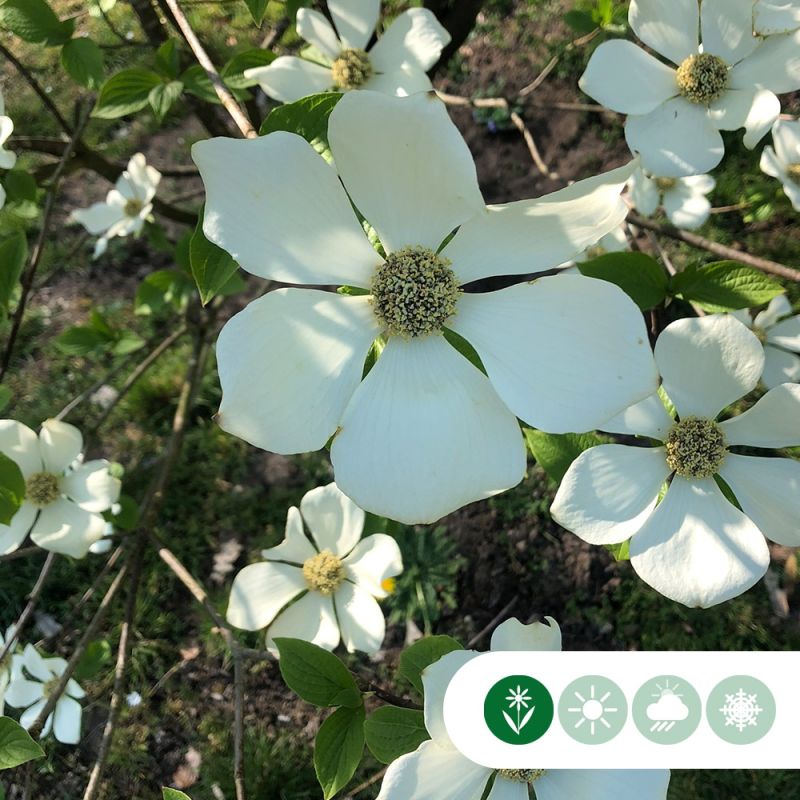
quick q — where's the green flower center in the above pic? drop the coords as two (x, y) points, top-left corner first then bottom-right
(655, 177), (678, 192)
(42, 676), (60, 698)
(752, 325), (768, 344)
(498, 769), (547, 783)
(25, 471), (61, 508)
(302, 550), (345, 595)
(370, 247), (461, 338)
(665, 417), (727, 479)
(787, 164), (800, 185)
(676, 53), (728, 104)
(331, 48), (373, 90)
(124, 198), (144, 217)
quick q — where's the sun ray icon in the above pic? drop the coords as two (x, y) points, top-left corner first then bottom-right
(566, 682), (620, 737)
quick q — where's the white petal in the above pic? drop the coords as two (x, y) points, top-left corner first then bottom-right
(216, 289), (379, 455)
(771, 118), (800, 164)
(700, 0), (759, 64)
(92, 236), (109, 259)
(328, 91), (484, 253)
(489, 616), (562, 652)
(629, 477), (770, 608)
(22, 644), (52, 682)
(625, 98), (724, 177)
(578, 41), (678, 114)
(300, 482), (365, 557)
(226, 562), (305, 630)
(0, 502), (37, 556)
(662, 189), (711, 229)
(54, 696), (82, 744)
(65, 678), (85, 700)
(754, 294), (792, 329)
(654, 315), (763, 418)
(335, 580), (386, 654)
(708, 88), (780, 149)
(719, 383), (800, 447)
(369, 8), (450, 72)
(38, 419), (83, 474)
(719, 454), (800, 546)
(363, 64), (432, 97)
(552, 445), (669, 545)
(124, 153), (160, 200)
(450, 277), (658, 433)
(4, 678), (44, 708)
(601, 391), (675, 440)
(768, 314), (800, 350)
(443, 161), (637, 283)
(489, 778), (528, 800)
(781, 177), (800, 211)
(329, 0), (380, 50)
(0, 182), (5, 211)
(376, 741), (489, 800)
(330, 336), (526, 524)
(629, 0), (699, 64)
(30, 499), (106, 558)
(627, 170), (660, 215)
(755, 1), (800, 34)
(729, 30), (800, 94)
(61, 460), (121, 513)
(70, 202), (125, 235)
(262, 506), (316, 563)
(679, 173), (716, 194)
(760, 346), (800, 389)
(19, 698), (48, 733)
(266, 592), (339, 654)
(243, 57), (333, 104)
(296, 8), (342, 61)
(422, 650), (480, 747)
(343, 533), (403, 598)
(536, 770), (671, 800)
(0, 420), (41, 477)
(193, 132), (379, 286)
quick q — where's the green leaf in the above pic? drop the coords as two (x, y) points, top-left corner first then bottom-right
(74, 639), (112, 681)
(180, 65), (220, 104)
(364, 707), (429, 764)
(605, 540), (631, 561)
(670, 261), (784, 312)
(148, 80), (183, 122)
(105, 494), (139, 531)
(135, 269), (194, 315)
(523, 428), (608, 484)
(578, 252), (668, 311)
(243, 0), (268, 24)
(61, 38), (105, 89)
(563, 9), (596, 34)
(3, 171), (38, 204)
(0, 0), (73, 45)
(190, 212), (239, 305)
(0, 230), (28, 314)
(222, 49), (277, 88)
(274, 638), (362, 708)
(93, 68), (162, 119)
(0, 717), (45, 770)
(155, 39), (180, 79)
(162, 790), (192, 800)
(111, 332), (145, 355)
(0, 385), (11, 413)
(56, 326), (111, 356)
(314, 705), (365, 800)
(0, 451), (25, 527)
(398, 635), (462, 694)
(260, 92), (342, 160)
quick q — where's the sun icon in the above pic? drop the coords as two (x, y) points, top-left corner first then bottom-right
(566, 683), (620, 736)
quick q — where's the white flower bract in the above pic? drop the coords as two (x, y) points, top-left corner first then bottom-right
(376, 616), (671, 800)
(755, 0), (800, 34)
(226, 482), (402, 656)
(579, 0), (800, 176)
(193, 91), (659, 524)
(551, 314), (800, 608)
(243, 2), (450, 102)
(627, 168), (715, 229)
(0, 418), (121, 558)
(0, 89), (17, 210)
(760, 118), (800, 211)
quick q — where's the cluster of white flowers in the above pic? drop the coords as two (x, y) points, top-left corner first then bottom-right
(627, 169), (716, 230)
(0, 89), (16, 210)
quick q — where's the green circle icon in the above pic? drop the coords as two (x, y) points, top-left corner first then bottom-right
(558, 675), (627, 744)
(484, 675), (554, 745)
(633, 676), (702, 744)
(707, 676), (776, 745)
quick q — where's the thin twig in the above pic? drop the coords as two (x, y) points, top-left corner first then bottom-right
(509, 110), (557, 179)
(53, 355), (137, 422)
(466, 595), (519, 648)
(261, 16), (290, 49)
(518, 28), (600, 97)
(0, 546), (40, 563)
(345, 766), (388, 799)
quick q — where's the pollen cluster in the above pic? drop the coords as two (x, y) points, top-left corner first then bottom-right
(498, 769), (547, 783)
(302, 550), (346, 595)
(665, 417), (727, 479)
(787, 164), (800, 185)
(676, 54), (728, 104)
(370, 247), (460, 338)
(332, 48), (373, 90)
(124, 198), (144, 217)
(655, 177), (677, 192)
(25, 471), (61, 508)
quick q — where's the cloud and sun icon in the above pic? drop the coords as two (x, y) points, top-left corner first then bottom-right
(646, 679), (690, 732)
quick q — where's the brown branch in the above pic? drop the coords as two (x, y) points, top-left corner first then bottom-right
(345, 766), (388, 799)
(466, 595), (518, 648)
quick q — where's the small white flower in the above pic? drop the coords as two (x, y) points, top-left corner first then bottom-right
(226, 482), (403, 656)
(89, 521), (115, 555)
(732, 295), (800, 388)
(193, 91), (658, 524)
(70, 153), (161, 259)
(552, 314), (800, 608)
(560, 225), (629, 273)
(580, 0), (800, 176)
(377, 617), (671, 800)
(628, 168), (715, 229)
(126, 690), (142, 707)
(760, 118), (800, 211)
(755, 0), (800, 34)
(0, 626), (18, 716)
(244, 1), (450, 102)
(0, 89), (17, 211)
(4, 644), (85, 744)
(0, 418), (121, 558)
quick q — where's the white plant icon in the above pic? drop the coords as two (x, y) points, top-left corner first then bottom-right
(503, 684), (535, 735)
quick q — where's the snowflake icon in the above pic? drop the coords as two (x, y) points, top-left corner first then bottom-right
(720, 689), (763, 733)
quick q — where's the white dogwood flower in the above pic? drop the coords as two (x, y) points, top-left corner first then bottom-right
(580, 0), (800, 176)
(71, 153), (160, 258)
(5, 644), (85, 744)
(0, 626), (17, 716)
(0, 419), (121, 558)
(760, 118), (800, 211)
(243, 2), (449, 102)
(226, 482), (402, 656)
(0, 90), (16, 210)
(552, 314), (800, 608)
(732, 295), (800, 387)
(377, 617), (671, 800)
(193, 91), (658, 524)
(627, 168), (715, 229)
(755, 0), (800, 33)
